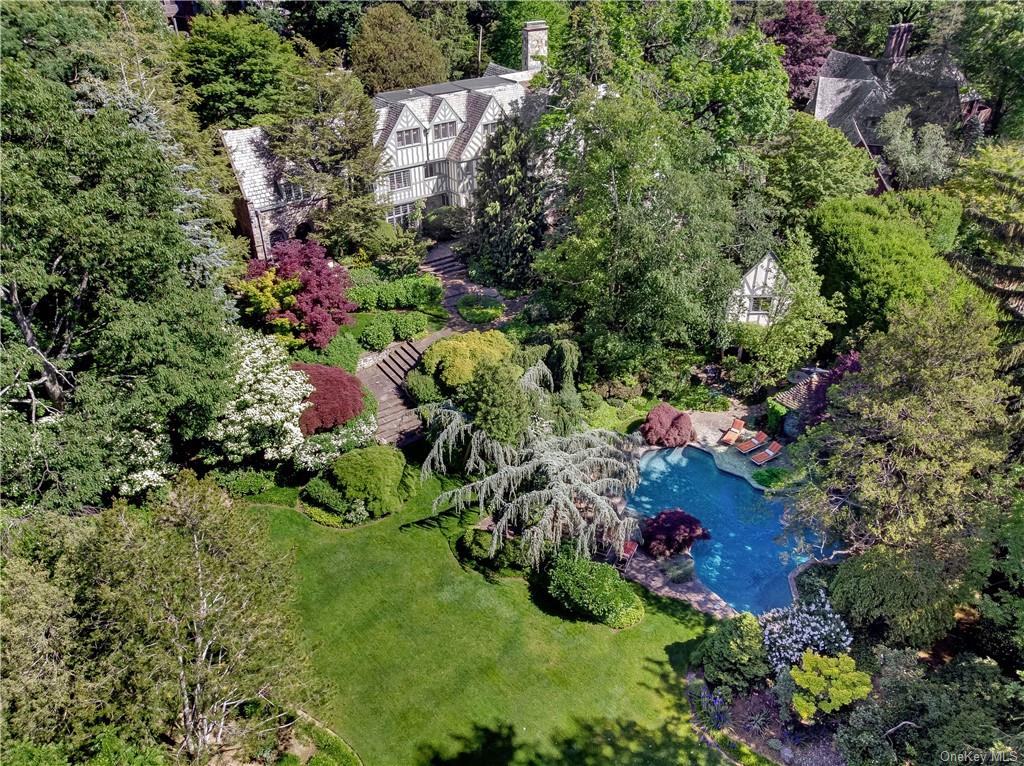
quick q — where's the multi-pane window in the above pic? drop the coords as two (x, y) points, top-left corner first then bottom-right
(388, 169), (412, 190)
(433, 121), (457, 140)
(425, 161), (445, 179)
(396, 128), (421, 147)
(387, 203), (415, 227)
(277, 179), (306, 202)
(750, 296), (773, 313)
(482, 122), (499, 138)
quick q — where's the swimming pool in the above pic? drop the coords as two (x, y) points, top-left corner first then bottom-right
(626, 446), (801, 614)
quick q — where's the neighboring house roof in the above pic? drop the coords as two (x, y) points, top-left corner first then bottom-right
(484, 62), (516, 76)
(774, 374), (826, 412)
(807, 47), (963, 147)
(220, 127), (284, 211)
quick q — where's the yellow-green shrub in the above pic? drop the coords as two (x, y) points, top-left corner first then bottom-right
(421, 330), (514, 388)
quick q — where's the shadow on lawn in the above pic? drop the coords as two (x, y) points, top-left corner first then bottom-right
(418, 656), (722, 766)
(415, 717), (721, 766)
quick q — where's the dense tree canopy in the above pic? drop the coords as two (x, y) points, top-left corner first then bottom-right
(1, 59), (232, 512)
(175, 13), (302, 128)
(788, 283), (1009, 556)
(469, 113), (547, 289)
(765, 112), (877, 218)
(535, 93), (740, 374)
(0, 473), (305, 761)
(349, 4), (446, 94)
(809, 195), (957, 333)
(268, 45), (383, 256)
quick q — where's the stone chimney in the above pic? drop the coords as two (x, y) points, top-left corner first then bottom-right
(884, 23), (913, 62)
(521, 20), (549, 71)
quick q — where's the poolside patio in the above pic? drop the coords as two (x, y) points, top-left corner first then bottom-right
(688, 408), (793, 489)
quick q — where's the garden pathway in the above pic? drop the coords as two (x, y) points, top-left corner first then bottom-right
(623, 551), (738, 619)
(358, 242), (527, 445)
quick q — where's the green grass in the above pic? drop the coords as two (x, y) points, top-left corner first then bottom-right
(456, 294), (504, 324)
(256, 477), (767, 766)
(751, 467), (792, 489)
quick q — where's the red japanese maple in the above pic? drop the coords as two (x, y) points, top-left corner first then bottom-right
(643, 509), (711, 559)
(640, 402), (695, 448)
(762, 1), (836, 103)
(247, 239), (357, 349)
(293, 363), (367, 435)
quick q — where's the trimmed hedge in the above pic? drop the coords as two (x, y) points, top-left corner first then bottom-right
(348, 274), (443, 310)
(359, 313), (396, 350)
(456, 294), (504, 324)
(209, 468), (276, 497)
(292, 332), (363, 373)
(330, 445), (408, 518)
(392, 311), (429, 340)
(405, 369), (443, 404)
(547, 553), (645, 629)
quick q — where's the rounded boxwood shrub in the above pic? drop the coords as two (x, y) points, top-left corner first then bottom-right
(546, 553), (645, 629)
(405, 369), (443, 404)
(393, 310), (429, 340)
(330, 445), (407, 517)
(359, 313), (395, 351)
(422, 330), (515, 388)
(421, 205), (469, 241)
(694, 613), (771, 697)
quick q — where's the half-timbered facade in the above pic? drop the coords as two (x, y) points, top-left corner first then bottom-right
(728, 253), (790, 326)
(221, 22), (548, 258)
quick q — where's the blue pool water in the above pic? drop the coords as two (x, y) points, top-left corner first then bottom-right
(626, 446), (802, 614)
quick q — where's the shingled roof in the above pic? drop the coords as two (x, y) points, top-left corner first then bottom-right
(220, 127), (284, 212)
(807, 29), (964, 147)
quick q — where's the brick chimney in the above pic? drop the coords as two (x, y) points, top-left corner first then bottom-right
(521, 20), (549, 71)
(884, 23), (913, 62)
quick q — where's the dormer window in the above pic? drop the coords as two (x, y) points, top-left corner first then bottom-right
(433, 121), (457, 140)
(396, 128), (422, 147)
(277, 179), (306, 202)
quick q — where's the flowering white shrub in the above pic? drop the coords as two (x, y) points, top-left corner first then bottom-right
(759, 590), (853, 672)
(292, 412), (379, 472)
(204, 329), (313, 464)
(110, 425), (174, 495)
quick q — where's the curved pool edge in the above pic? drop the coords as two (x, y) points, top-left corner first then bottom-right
(623, 444), (802, 617)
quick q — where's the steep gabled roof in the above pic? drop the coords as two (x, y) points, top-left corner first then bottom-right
(220, 127), (282, 211)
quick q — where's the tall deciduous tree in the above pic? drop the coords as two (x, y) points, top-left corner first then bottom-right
(1, 61), (231, 512)
(489, 0), (569, 69)
(809, 195), (956, 333)
(349, 4), (446, 94)
(0, 473), (306, 761)
(535, 93), (739, 374)
(956, 0), (1024, 138)
(765, 112), (878, 219)
(269, 45), (383, 256)
(176, 13), (301, 128)
(761, 0), (836, 102)
(877, 107), (955, 189)
(469, 114), (546, 289)
(788, 282), (1010, 556)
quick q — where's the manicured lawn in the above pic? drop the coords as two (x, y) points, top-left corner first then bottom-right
(255, 478), (750, 766)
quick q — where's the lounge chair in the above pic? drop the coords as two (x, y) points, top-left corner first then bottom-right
(735, 431), (768, 454)
(615, 540), (639, 573)
(751, 441), (783, 465)
(720, 418), (745, 445)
